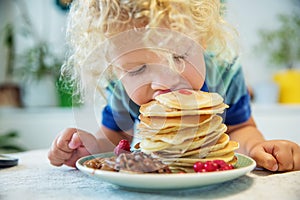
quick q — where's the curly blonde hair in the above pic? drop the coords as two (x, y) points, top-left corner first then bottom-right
(62, 0), (238, 101)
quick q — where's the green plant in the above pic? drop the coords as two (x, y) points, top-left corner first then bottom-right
(5, 1), (80, 107)
(1, 1), (80, 107)
(1, 23), (15, 81)
(16, 41), (62, 81)
(56, 76), (82, 107)
(256, 12), (300, 69)
(11, 0), (63, 81)
(0, 131), (26, 153)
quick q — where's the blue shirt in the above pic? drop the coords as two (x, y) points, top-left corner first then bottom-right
(102, 53), (251, 131)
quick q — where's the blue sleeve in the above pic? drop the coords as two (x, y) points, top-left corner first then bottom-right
(101, 82), (138, 132)
(223, 66), (252, 125)
(204, 53), (251, 126)
(101, 105), (135, 131)
(224, 94), (251, 125)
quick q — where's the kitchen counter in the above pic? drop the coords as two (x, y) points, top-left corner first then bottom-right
(1, 149), (300, 200)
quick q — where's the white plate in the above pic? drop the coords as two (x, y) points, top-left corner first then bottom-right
(76, 152), (256, 190)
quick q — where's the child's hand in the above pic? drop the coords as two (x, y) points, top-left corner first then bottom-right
(249, 140), (300, 171)
(48, 128), (100, 168)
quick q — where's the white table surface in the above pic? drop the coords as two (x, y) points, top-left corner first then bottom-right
(1, 149), (300, 200)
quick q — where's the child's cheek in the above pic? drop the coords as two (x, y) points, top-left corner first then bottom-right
(127, 86), (150, 106)
(182, 64), (206, 90)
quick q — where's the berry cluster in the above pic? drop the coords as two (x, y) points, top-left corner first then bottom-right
(114, 139), (131, 156)
(193, 160), (234, 173)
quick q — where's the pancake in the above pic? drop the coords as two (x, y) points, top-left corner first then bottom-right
(161, 128), (227, 152)
(137, 123), (226, 146)
(139, 138), (171, 152)
(162, 151), (236, 166)
(152, 132), (230, 158)
(136, 116), (225, 144)
(206, 141), (239, 157)
(138, 114), (214, 130)
(155, 89), (224, 110)
(177, 137), (238, 158)
(140, 100), (228, 117)
(141, 131), (221, 154)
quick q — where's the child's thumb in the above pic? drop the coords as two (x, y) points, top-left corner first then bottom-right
(68, 132), (83, 149)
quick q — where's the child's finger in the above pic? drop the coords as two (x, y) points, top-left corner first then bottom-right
(56, 128), (79, 152)
(49, 144), (73, 161)
(273, 146), (294, 171)
(293, 152), (300, 170)
(68, 132), (83, 149)
(76, 131), (101, 155)
(252, 150), (278, 171)
(48, 140), (72, 167)
(263, 141), (298, 171)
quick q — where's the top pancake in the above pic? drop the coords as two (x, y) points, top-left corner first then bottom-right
(155, 89), (224, 110)
(140, 101), (228, 117)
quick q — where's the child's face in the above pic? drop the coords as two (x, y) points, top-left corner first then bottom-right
(104, 28), (206, 106)
(112, 48), (206, 106)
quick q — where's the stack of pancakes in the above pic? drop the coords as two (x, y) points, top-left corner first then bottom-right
(136, 89), (239, 173)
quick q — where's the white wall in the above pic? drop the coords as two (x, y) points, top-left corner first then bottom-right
(225, 0), (297, 85)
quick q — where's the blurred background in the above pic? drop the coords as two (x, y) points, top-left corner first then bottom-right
(0, 0), (299, 153)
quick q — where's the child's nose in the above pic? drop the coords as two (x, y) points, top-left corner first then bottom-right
(150, 67), (181, 91)
(151, 82), (171, 91)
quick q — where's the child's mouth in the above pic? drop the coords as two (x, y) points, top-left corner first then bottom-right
(153, 89), (172, 98)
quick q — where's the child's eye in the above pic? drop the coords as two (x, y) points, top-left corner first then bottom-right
(173, 54), (187, 63)
(127, 64), (147, 76)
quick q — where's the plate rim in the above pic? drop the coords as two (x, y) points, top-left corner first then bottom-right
(76, 152), (256, 189)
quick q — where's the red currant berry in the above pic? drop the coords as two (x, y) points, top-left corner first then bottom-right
(204, 161), (218, 172)
(220, 164), (234, 171)
(114, 139), (131, 156)
(193, 161), (205, 172)
(194, 160), (235, 173)
(213, 160), (227, 168)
